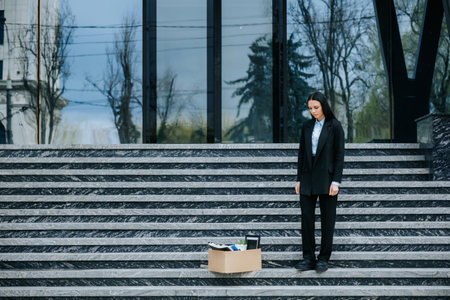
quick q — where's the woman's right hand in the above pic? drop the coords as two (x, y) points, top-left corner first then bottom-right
(295, 181), (300, 195)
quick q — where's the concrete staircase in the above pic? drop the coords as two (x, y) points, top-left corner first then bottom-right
(0, 143), (448, 299)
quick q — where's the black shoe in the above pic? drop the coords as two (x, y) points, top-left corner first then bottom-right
(294, 260), (315, 271)
(315, 260), (328, 272)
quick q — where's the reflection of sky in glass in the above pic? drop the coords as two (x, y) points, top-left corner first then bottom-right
(56, 0), (142, 144)
(57, 0), (396, 144)
(61, 0), (274, 143)
(222, 0), (272, 129)
(393, 0), (425, 79)
(157, 0), (206, 121)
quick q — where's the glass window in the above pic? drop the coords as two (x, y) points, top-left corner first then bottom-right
(5, 0), (40, 144)
(157, 0), (207, 143)
(7, 0), (143, 145)
(285, 1), (314, 143)
(394, 0), (426, 79)
(222, 0), (273, 143)
(5, 0), (442, 145)
(288, 0), (391, 143)
(430, 12), (449, 113)
(51, 0), (143, 144)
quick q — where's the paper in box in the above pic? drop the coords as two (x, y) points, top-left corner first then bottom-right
(208, 249), (262, 273)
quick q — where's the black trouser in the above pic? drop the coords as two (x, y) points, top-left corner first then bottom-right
(300, 193), (337, 262)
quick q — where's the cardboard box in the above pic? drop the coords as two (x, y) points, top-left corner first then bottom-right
(208, 249), (262, 273)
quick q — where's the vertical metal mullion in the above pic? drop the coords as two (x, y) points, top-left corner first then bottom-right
(272, 0), (287, 143)
(374, 0), (409, 141)
(143, 0), (157, 143)
(373, 0), (394, 141)
(414, 0), (443, 113)
(37, 0), (42, 144)
(207, 0), (222, 143)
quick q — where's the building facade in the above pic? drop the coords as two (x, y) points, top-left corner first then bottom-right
(0, 0), (448, 144)
(0, 0), (66, 144)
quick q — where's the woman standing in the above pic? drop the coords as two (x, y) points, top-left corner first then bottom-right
(295, 91), (345, 272)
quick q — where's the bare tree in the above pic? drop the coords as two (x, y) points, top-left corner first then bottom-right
(156, 70), (186, 142)
(291, 0), (340, 111)
(16, 0), (73, 143)
(290, 0), (371, 142)
(333, 3), (371, 142)
(88, 14), (141, 143)
(395, 0), (423, 35)
(433, 37), (450, 113)
(155, 68), (207, 143)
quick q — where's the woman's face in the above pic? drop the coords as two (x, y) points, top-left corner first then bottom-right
(308, 100), (324, 121)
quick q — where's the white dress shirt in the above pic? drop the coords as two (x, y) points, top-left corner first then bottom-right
(311, 117), (340, 187)
(311, 118), (325, 156)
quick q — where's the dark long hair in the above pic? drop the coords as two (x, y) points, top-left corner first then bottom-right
(307, 91), (336, 121)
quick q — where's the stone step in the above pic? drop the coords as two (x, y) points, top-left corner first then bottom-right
(0, 174), (431, 183)
(4, 232), (446, 240)
(1, 236), (447, 246)
(0, 194), (447, 202)
(0, 168), (431, 175)
(0, 143), (444, 298)
(0, 285), (447, 298)
(0, 170), (431, 182)
(3, 279), (446, 292)
(3, 245), (445, 254)
(1, 162), (427, 171)
(1, 221), (447, 231)
(0, 143), (428, 159)
(0, 155), (427, 164)
(1, 207), (447, 216)
(1, 251), (448, 261)
(0, 144), (429, 163)
(1, 181), (448, 189)
(0, 143), (425, 150)
(2, 200), (445, 210)
(3, 285), (450, 298)
(2, 215), (441, 223)
(1, 268), (447, 291)
(0, 267), (447, 279)
(2, 182), (447, 196)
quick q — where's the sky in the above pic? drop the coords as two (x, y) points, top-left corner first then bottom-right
(56, 0), (142, 143)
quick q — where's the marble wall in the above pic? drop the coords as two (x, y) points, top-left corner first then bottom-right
(416, 114), (450, 181)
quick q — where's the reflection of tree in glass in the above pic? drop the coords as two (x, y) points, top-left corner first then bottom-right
(286, 34), (314, 142)
(291, 0), (372, 142)
(227, 35), (313, 143)
(87, 14), (140, 144)
(354, 28), (390, 143)
(17, 1), (73, 144)
(157, 69), (205, 143)
(226, 36), (272, 143)
(432, 23), (450, 113)
(157, 70), (177, 143)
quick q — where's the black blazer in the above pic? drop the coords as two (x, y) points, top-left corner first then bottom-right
(297, 118), (345, 196)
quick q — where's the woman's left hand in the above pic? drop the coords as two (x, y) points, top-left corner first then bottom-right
(329, 184), (339, 196)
